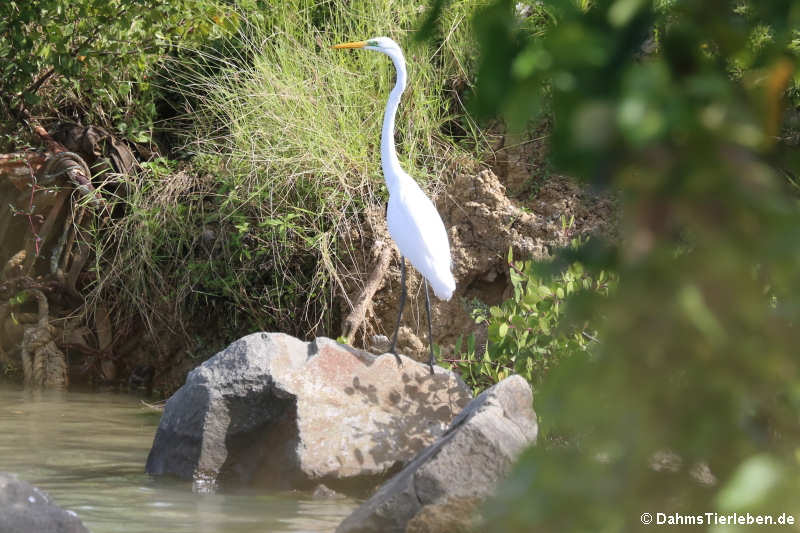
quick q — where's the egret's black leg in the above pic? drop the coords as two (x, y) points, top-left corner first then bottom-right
(389, 256), (406, 365)
(424, 279), (435, 375)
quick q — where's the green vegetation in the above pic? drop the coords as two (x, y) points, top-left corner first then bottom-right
(89, 0), (488, 343)
(429, 0), (800, 529)
(6, 0), (603, 390)
(0, 0), (236, 145)
(448, 245), (615, 394)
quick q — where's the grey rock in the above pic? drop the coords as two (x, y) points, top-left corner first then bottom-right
(312, 483), (346, 500)
(336, 375), (537, 533)
(0, 473), (88, 533)
(146, 333), (471, 490)
(405, 496), (486, 533)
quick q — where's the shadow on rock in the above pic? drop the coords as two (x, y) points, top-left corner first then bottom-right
(336, 375), (538, 533)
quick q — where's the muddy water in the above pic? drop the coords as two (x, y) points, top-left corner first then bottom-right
(0, 386), (357, 532)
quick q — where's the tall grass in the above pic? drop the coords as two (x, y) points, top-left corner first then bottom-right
(91, 0), (488, 346)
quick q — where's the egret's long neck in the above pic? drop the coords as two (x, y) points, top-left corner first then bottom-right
(381, 51), (407, 195)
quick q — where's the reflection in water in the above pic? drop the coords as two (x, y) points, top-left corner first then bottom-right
(0, 386), (357, 532)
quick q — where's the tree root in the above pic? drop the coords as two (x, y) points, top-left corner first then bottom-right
(0, 302), (8, 369)
(0, 119), (138, 388)
(21, 289), (68, 389)
(341, 244), (393, 345)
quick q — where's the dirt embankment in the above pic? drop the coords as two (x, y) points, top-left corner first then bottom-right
(341, 135), (619, 362)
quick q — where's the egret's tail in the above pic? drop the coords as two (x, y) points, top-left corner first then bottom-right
(430, 269), (456, 301)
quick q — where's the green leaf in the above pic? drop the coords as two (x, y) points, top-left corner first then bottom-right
(523, 292), (541, 306)
(498, 322), (509, 338)
(538, 316), (550, 334)
(716, 455), (782, 511)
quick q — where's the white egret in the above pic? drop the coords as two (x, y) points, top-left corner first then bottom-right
(333, 37), (456, 372)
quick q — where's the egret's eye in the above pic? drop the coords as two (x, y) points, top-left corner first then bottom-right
(367, 40), (379, 47)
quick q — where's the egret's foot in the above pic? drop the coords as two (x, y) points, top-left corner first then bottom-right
(389, 256), (406, 369)
(389, 337), (403, 366)
(423, 279), (436, 376)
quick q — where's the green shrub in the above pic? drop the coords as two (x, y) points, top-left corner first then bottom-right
(0, 0), (235, 141)
(448, 246), (615, 394)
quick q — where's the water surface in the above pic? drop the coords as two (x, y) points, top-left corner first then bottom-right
(0, 386), (357, 532)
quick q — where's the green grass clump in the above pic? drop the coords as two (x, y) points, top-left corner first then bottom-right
(93, 0), (487, 343)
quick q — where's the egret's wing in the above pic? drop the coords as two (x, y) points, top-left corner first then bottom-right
(387, 179), (455, 299)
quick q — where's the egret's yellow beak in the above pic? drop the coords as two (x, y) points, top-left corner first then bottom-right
(332, 41), (367, 49)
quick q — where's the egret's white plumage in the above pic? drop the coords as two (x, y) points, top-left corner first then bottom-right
(334, 36), (455, 369)
(361, 36), (455, 300)
(387, 180), (455, 299)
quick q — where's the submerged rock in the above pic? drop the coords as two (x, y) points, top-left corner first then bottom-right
(336, 375), (537, 533)
(0, 472), (88, 533)
(145, 332), (471, 490)
(312, 483), (346, 500)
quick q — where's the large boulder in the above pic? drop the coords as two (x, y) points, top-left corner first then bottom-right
(336, 375), (537, 533)
(0, 473), (88, 533)
(146, 333), (471, 490)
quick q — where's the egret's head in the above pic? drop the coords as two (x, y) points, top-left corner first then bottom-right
(333, 37), (406, 83)
(333, 37), (402, 55)
(364, 37), (401, 53)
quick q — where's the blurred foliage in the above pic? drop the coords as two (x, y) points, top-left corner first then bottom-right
(447, 244), (615, 394)
(0, 0), (236, 143)
(418, 0), (800, 530)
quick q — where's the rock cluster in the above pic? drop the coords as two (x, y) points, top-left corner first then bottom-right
(146, 332), (538, 532)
